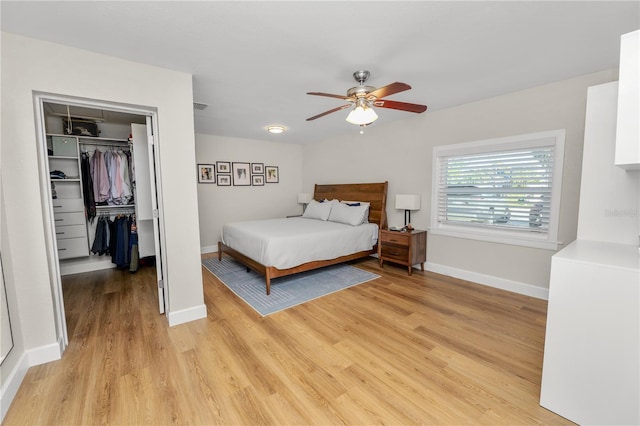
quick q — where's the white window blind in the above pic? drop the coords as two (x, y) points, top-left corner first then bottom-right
(431, 130), (565, 250)
(437, 146), (554, 231)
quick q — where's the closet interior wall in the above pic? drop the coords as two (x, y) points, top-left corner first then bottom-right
(44, 105), (151, 276)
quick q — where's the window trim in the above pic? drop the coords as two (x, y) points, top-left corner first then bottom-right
(430, 129), (565, 251)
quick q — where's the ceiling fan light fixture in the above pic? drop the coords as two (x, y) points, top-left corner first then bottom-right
(345, 104), (378, 125)
(267, 125), (286, 134)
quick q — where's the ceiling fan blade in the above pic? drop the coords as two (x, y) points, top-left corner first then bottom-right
(367, 82), (411, 100)
(373, 99), (428, 113)
(306, 104), (352, 121)
(307, 92), (351, 100)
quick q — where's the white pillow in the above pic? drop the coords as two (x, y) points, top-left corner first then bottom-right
(302, 199), (333, 221)
(340, 201), (370, 223)
(328, 202), (369, 226)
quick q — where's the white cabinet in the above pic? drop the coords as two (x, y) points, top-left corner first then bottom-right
(577, 82), (639, 245)
(540, 241), (639, 425)
(541, 69), (640, 425)
(615, 30), (640, 170)
(48, 135), (89, 260)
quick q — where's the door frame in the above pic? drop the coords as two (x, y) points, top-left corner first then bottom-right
(33, 92), (169, 354)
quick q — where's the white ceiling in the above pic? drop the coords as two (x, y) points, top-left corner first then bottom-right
(2, 1), (638, 144)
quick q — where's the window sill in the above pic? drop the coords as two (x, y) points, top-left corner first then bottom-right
(429, 226), (562, 251)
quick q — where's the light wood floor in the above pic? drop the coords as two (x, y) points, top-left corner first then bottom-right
(3, 254), (573, 425)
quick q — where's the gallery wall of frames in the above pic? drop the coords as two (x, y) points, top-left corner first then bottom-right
(197, 162), (279, 186)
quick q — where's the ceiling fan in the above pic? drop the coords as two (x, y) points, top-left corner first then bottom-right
(306, 70), (428, 132)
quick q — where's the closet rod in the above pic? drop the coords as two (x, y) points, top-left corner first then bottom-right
(97, 208), (135, 215)
(96, 205), (135, 210)
(80, 140), (131, 148)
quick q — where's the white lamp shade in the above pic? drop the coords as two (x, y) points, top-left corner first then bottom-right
(298, 193), (313, 204)
(395, 194), (421, 210)
(345, 105), (378, 125)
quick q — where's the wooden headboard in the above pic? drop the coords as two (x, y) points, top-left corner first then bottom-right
(313, 181), (388, 229)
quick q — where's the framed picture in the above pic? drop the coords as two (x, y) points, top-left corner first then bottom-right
(251, 163), (264, 174)
(217, 174), (231, 186)
(232, 162), (251, 186)
(252, 175), (264, 186)
(197, 164), (215, 183)
(265, 166), (279, 183)
(216, 161), (231, 174)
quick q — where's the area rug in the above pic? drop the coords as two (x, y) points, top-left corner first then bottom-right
(202, 256), (380, 316)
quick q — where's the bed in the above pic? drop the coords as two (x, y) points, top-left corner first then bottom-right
(218, 182), (388, 294)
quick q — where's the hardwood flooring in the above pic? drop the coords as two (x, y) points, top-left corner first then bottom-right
(3, 254), (573, 425)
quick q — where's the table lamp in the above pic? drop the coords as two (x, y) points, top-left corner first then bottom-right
(395, 194), (421, 227)
(298, 193), (313, 212)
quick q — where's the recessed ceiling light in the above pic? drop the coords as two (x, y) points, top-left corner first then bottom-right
(267, 125), (285, 134)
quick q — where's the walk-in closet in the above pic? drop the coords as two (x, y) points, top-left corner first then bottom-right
(40, 100), (166, 328)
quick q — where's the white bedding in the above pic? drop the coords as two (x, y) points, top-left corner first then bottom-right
(221, 217), (379, 269)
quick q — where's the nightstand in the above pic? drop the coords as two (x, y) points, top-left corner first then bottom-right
(378, 229), (427, 275)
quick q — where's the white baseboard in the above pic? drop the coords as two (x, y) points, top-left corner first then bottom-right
(167, 304), (207, 326)
(425, 261), (549, 300)
(27, 341), (61, 366)
(60, 258), (115, 276)
(0, 352), (29, 422)
(201, 245), (218, 254)
(0, 340), (61, 422)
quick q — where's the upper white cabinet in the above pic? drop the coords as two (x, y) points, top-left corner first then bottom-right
(615, 30), (639, 170)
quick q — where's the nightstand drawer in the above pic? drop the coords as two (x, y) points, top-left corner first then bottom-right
(380, 244), (409, 260)
(380, 231), (410, 245)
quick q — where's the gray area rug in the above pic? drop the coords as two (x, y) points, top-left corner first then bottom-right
(202, 256), (380, 316)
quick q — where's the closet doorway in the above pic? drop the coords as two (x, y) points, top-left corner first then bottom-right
(34, 93), (168, 352)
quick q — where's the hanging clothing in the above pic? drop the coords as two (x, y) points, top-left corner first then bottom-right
(81, 152), (96, 223)
(91, 216), (110, 255)
(88, 146), (134, 207)
(109, 217), (118, 264)
(90, 149), (110, 204)
(129, 215), (139, 273)
(113, 215), (132, 269)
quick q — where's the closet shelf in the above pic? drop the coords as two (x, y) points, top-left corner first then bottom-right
(50, 178), (81, 182)
(48, 155), (78, 160)
(47, 133), (129, 143)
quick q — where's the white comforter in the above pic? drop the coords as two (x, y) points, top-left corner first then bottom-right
(221, 217), (379, 269)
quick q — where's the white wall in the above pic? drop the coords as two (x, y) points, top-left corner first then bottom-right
(0, 32), (205, 403)
(578, 82), (640, 244)
(195, 134), (302, 251)
(302, 70), (619, 296)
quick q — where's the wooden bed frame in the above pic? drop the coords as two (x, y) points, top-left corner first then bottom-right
(218, 181), (388, 295)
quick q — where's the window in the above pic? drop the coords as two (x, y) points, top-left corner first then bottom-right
(431, 130), (565, 250)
